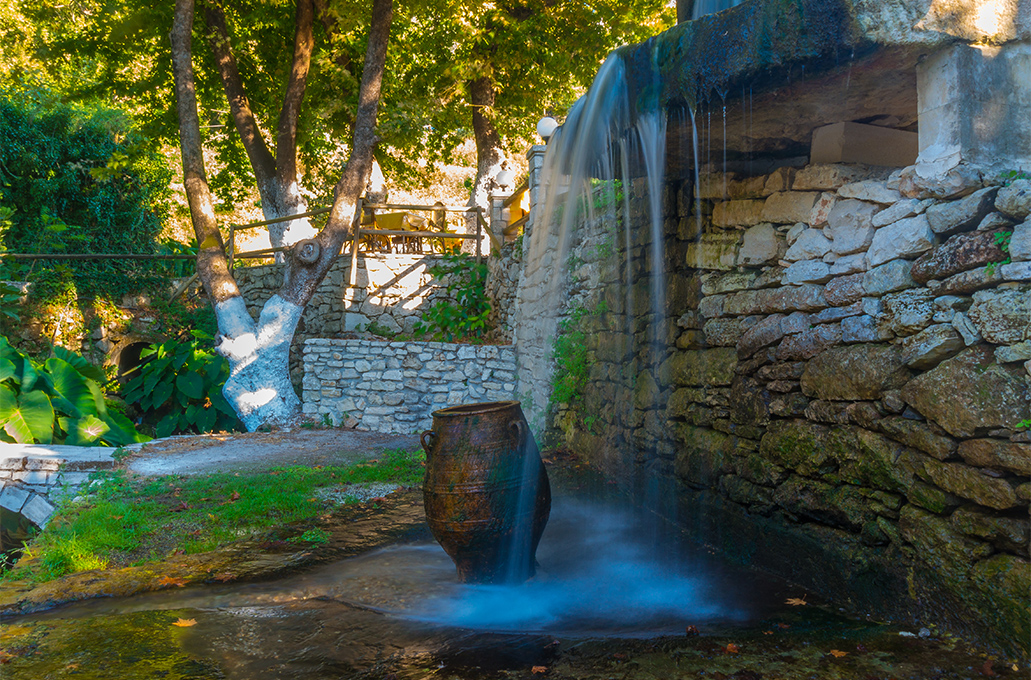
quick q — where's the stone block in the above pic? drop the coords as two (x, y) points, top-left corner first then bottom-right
(1001, 261), (1031, 281)
(995, 341), (1031, 364)
(686, 232), (740, 270)
(901, 345), (1029, 438)
(782, 260), (832, 284)
(0, 485), (29, 512)
(807, 191), (837, 227)
(824, 273), (866, 306)
(958, 439), (1031, 476)
(934, 265), (1004, 295)
(700, 271), (758, 296)
(20, 493), (56, 527)
(801, 344), (910, 401)
(911, 229), (1008, 283)
(882, 289), (935, 335)
(878, 416), (957, 461)
(996, 180), (1031, 220)
(922, 460), (1019, 510)
(810, 122), (918, 168)
(712, 199), (765, 227)
(867, 214), (936, 267)
(762, 192), (819, 224)
(825, 199), (878, 254)
(763, 167), (796, 195)
(898, 163), (983, 201)
(899, 323), (965, 369)
(925, 187), (998, 236)
(702, 318), (747, 347)
(784, 228), (832, 261)
(737, 223), (781, 266)
(872, 198), (933, 227)
(838, 179), (903, 205)
(828, 252), (868, 276)
(967, 288), (1030, 345)
(776, 324), (842, 360)
(842, 315), (893, 343)
(670, 348), (738, 387)
(863, 258), (916, 296)
(809, 301), (863, 324)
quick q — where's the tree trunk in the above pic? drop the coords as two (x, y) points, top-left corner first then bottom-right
(467, 75), (505, 251)
(172, 0), (393, 431)
(204, 0), (317, 252)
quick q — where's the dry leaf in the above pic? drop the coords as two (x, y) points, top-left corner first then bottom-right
(229, 491), (241, 502)
(157, 576), (187, 588)
(829, 649), (848, 658)
(172, 618), (196, 627)
(981, 660), (997, 677)
(777, 623), (791, 629)
(212, 572), (234, 582)
(170, 501), (190, 513)
(785, 595), (808, 606)
(685, 625), (700, 637)
(763, 631), (774, 635)
(531, 666), (548, 674)
(65, 663), (80, 670)
(111, 515), (124, 520)
(723, 643), (740, 654)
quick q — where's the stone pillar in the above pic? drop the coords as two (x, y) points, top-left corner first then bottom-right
(917, 42), (1031, 173)
(489, 190), (513, 247)
(525, 144), (547, 238)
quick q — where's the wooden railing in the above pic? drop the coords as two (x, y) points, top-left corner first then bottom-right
(500, 180), (530, 237)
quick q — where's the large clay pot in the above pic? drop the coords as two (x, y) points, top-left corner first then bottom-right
(421, 401), (551, 584)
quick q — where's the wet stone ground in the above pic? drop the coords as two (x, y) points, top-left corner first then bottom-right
(0, 457), (1022, 679)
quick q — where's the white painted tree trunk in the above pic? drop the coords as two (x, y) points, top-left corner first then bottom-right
(214, 294), (304, 430)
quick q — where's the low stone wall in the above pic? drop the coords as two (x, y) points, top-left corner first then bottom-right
(532, 161), (1031, 656)
(0, 445), (118, 528)
(302, 339), (517, 434)
(235, 254), (451, 388)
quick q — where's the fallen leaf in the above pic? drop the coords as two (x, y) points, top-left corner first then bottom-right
(613, 653), (628, 660)
(157, 576), (187, 588)
(212, 572), (234, 582)
(981, 660), (997, 677)
(65, 663), (80, 670)
(172, 618), (196, 627)
(785, 595), (808, 606)
(723, 643), (740, 655)
(531, 666), (548, 674)
(763, 631), (774, 635)
(111, 515), (124, 520)
(777, 623), (791, 629)
(170, 501), (190, 513)
(228, 491), (241, 502)
(829, 649), (848, 658)
(685, 625), (700, 637)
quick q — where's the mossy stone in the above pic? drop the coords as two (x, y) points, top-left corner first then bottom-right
(669, 348), (738, 387)
(922, 459), (1020, 510)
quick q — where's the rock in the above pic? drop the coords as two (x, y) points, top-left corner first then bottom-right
(773, 476), (874, 530)
(872, 198), (933, 227)
(763, 284), (829, 314)
(882, 289), (936, 336)
(781, 311), (810, 334)
(700, 271), (758, 296)
(670, 348), (738, 387)
(967, 288), (1030, 345)
(809, 301), (863, 324)
(727, 174), (768, 200)
(713, 199), (766, 227)
(867, 214), (936, 267)
(924, 187), (999, 236)
(838, 180), (901, 205)
(776, 324), (842, 360)
(995, 179), (1031, 220)
(782, 259), (832, 284)
(957, 439), (1031, 476)
(1008, 220), (1031, 261)
(794, 164), (872, 191)
(800, 344), (910, 401)
(899, 505), (994, 582)
(785, 222), (807, 245)
(829, 252), (868, 276)
(922, 459), (1019, 510)
(824, 273), (866, 306)
(951, 506), (1029, 552)
(738, 223), (782, 266)
(784, 228), (833, 261)
(933, 265), (1004, 295)
(808, 192), (837, 227)
(863, 259), (916, 295)
(702, 318), (747, 347)
(907, 481), (964, 514)
(672, 425), (738, 487)
(899, 324), (965, 369)
(686, 232), (740, 270)
(736, 314), (786, 358)
(977, 212), (1015, 232)
(901, 346), (1029, 438)
(825, 199), (879, 254)
(951, 312), (983, 346)
(842, 315), (893, 343)
(762, 167), (795, 195)
(878, 416), (957, 460)
(762, 191), (819, 224)
(898, 163), (984, 200)
(910, 230), (1008, 284)
(995, 341), (1031, 364)
(1001, 261), (1031, 281)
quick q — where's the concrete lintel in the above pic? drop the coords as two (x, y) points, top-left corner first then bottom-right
(917, 42), (1031, 173)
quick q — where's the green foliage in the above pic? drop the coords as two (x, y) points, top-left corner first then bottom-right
(1000, 169), (1030, 185)
(414, 254), (492, 342)
(984, 229), (1013, 276)
(0, 282), (23, 322)
(0, 87), (172, 302)
(122, 333), (243, 438)
(550, 305), (592, 406)
(6, 448), (426, 583)
(0, 336), (147, 446)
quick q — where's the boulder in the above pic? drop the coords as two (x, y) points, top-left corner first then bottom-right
(863, 259), (916, 295)
(922, 459), (1019, 510)
(800, 344), (911, 401)
(910, 230), (1008, 283)
(957, 439), (1031, 476)
(882, 289), (936, 336)
(899, 324), (965, 369)
(825, 199), (879, 254)
(967, 288), (1030, 345)
(952, 506), (1029, 553)
(762, 191), (819, 224)
(784, 228), (833, 261)
(669, 348), (738, 387)
(996, 179), (1031, 220)
(901, 346), (1029, 438)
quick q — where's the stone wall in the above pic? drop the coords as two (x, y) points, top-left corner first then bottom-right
(301, 338), (517, 434)
(484, 240), (523, 344)
(235, 253), (451, 387)
(542, 162), (1031, 656)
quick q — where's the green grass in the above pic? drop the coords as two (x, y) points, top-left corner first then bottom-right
(4, 447), (425, 585)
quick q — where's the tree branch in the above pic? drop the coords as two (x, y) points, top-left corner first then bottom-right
(203, 0), (278, 184)
(278, 0), (393, 307)
(171, 0), (239, 305)
(276, 0), (315, 187)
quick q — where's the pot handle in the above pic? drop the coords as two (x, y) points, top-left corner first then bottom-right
(420, 430), (436, 454)
(509, 419), (526, 449)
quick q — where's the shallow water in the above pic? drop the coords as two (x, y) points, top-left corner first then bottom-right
(0, 482), (1016, 679)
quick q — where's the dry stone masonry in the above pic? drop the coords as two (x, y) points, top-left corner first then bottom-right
(302, 338), (517, 434)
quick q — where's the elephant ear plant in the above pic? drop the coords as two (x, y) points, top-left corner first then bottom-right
(123, 332), (243, 438)
(0, 337), (146, 446)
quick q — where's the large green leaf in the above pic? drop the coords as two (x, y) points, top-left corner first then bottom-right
(155, 412), (179, 438)
(151, 378), (174, 408)
(102, 409), (150, 445)
(52, 345), (107, 384)
(0, 357), (16, 383)
(195, 405), (216, 433)
(44, 357), (97, 418)
(61, 414), (110, 446)
(176, 371), (204, 400)
(0, 389), (54, 444)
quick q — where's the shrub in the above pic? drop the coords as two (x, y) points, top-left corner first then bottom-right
(414, 253), (491, 342)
